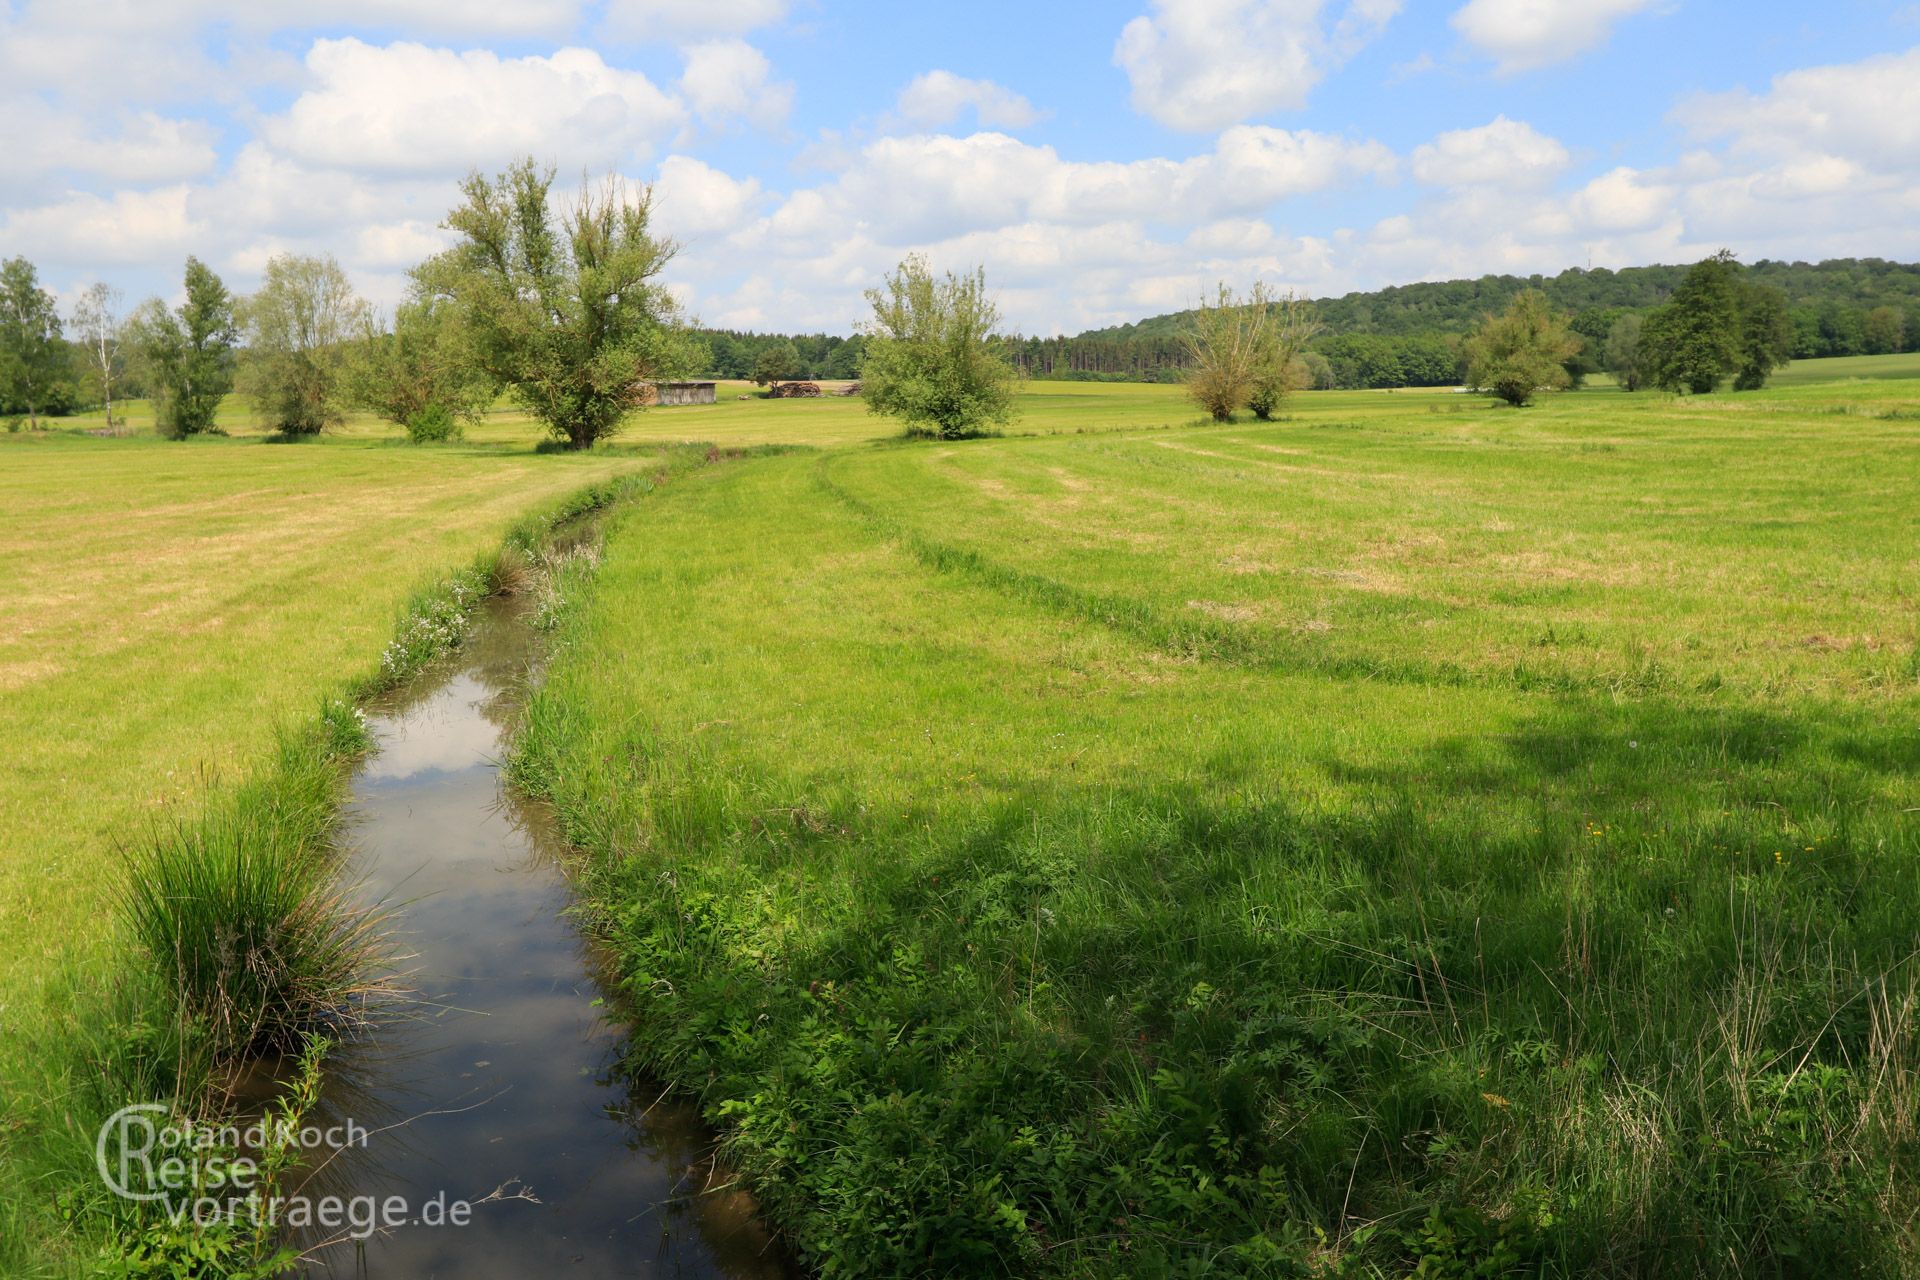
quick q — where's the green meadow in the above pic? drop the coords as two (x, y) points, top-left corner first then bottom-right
(512, 367), (1920, 1274)
(4, 356), (1918, 1275)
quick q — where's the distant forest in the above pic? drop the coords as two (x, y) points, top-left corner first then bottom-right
(697, 330), (867, 384)
(682, 258), (1920, 395)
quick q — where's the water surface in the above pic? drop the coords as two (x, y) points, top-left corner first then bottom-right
(287, 594), (786, 1278)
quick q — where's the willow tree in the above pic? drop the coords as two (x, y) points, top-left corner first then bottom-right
(860, 256), (1019, 439)
(1181, 282), (1314, 421)
(1247, 290), (1321, 420)
(417, 159), (701, 450)
(1463, 289), (1581, 407)
(342, 298), (495, 432)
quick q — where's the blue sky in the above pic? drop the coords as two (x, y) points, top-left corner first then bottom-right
(3, 0), (1917, 334)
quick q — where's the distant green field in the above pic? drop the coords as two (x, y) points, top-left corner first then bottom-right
(1762, 350), (1920, 385)
(513, 367), (1920, 1274)
(48, 379), (1205, 449)
(47, 351), (1920, 452)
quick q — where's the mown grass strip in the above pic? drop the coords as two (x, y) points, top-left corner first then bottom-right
(814, 452), (1720, 702)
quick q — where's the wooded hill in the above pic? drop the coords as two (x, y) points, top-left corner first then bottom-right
(607, 259), (1920, 395)
(1028, 257), (1920, 388)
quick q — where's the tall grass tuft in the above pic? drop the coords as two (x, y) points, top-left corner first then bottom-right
(121, 721), (396, 1066)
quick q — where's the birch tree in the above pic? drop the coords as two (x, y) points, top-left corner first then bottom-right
(71, 283), (125, 430)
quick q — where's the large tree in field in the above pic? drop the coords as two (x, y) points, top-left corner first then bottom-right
(418, 159), (699, 451)
(860, 255), (1019, 439)
(1643, 252), (1794, 393)
(1604, 312), (1647, 392)
(0, 257), (65, 428)
(241, 254), (370, 436)
(1463, 289), (1581, 407)
(129, 257), (239, 438)
(71, 283), (125, 430)
(1642, 251), (1742, 394)
(753, 339), (803, 386)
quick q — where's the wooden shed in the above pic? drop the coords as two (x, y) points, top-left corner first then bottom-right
(647, 381), (717, 406)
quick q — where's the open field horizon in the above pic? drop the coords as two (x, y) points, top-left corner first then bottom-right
(26, 349), (1920, 451)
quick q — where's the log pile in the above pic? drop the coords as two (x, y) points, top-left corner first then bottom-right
(768, 381), (822, 398)
(834, 382), (863, 396)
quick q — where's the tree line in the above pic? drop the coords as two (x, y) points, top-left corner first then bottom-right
(711, 257), (1920, 394)
(1064, 256), (1920, 383)
(1166, 252), (1803, 417)
(1107, 257), (1920, 338)
(1461, 252), (1795, 404)
(699, 330), (866, 383)
(0, 163), (704, 446)
(0, 158), (1024, 448)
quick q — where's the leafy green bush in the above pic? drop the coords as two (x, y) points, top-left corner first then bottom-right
(1464, 290), (1580, 406)
(405, 402), (464, 443)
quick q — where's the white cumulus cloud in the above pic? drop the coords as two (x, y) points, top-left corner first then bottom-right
(0, 186), (204, 267)
(262, 38), (685, 176)
(0, 0), (584, 103)
(0, 101), (220, 197)
(780, 127), (1393, 245)
(652, 154), (768, 242)
(1673, 46), (1920, 170)
(1567, 166), (1676, 231)
(1450, 0), (1656, 74)
(677, 39), (793, 130)
(896, 71), (1042, 131)
(1115, 0), (1401, 132)
(1410, 116), (1569, 187)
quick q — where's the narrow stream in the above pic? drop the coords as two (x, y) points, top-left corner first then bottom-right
(280, 591), (788, 1277)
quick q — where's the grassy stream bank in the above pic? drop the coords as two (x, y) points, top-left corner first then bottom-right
(0, 458), (703, 1276)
